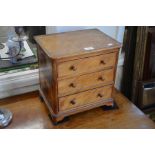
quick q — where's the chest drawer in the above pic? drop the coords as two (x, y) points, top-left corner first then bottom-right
(57, 52), (117, 78)
(59, 85), (113, 111)
(58, 68), (114, 97)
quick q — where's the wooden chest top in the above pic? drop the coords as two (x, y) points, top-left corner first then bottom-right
(35, 29), (121, 59)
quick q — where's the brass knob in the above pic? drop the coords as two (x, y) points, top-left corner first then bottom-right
(70, 65), (77, 71)
(69, 83), (76, 88)
(97, 93), (103, 98)
(100, 60), (106, 65)
(70, 99), (76, 105)
(98, 76), (105, 81)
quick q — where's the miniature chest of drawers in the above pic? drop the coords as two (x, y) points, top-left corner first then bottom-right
(35, 29), (121, 124)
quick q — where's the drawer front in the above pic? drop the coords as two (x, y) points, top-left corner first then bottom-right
(58, 68), (114, 97)
(59, 85), (113, 111)
(58, 52), (117, 78)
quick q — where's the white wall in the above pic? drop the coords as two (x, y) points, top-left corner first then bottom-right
(85, 26), (118, 40)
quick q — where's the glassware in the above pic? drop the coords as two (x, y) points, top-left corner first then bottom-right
(0, 108), (13, 128)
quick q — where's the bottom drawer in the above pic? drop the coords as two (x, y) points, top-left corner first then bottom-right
(59, 85), (113, 111)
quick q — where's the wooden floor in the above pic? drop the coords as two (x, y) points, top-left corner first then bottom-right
(0, 89), (155, 129)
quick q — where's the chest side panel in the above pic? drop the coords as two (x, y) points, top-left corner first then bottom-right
(38, 45), (58, 113)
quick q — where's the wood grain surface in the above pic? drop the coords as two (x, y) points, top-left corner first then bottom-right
(0, 89), (155, 129)
(34, 29), (121, 59)
(36, 29), (121, 123)
(59, 85), (113, 111)
(58, 68), (114, 97)
(57, 52), (117, 78)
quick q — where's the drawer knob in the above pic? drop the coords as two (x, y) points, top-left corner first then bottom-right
(69, 83), (76, 88)
(98, 76), (105, 81)
(70, 65), (77, 71)
(97, 93), (103, 98)
(100, 60), (106, 65)
(70, 99), (76, 105)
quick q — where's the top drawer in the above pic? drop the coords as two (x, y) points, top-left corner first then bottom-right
(57, 52), (117, 78)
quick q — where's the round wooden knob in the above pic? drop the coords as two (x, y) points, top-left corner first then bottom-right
(69, 83), (76, 88)
(70, 65), (77, 71)
(70, 99), (76, 105)
(98, 76), (105, 81)
(97, 93), (103, 98)
(100, 60), (106, 65)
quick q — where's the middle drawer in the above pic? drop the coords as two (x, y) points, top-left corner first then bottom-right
(58, 68), (114, 97)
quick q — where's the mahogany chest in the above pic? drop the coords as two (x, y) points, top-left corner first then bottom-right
(35, 29), (121, 124)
